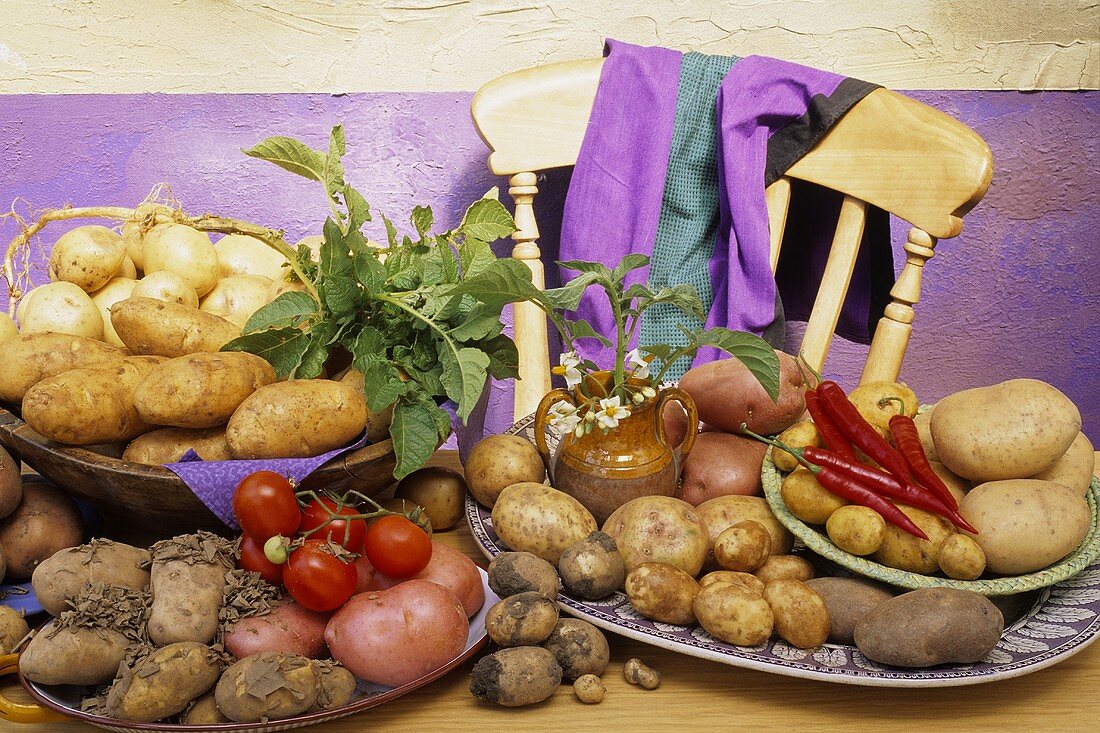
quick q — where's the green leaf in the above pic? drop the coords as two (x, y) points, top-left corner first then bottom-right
(323, 126), (347, 202)
(557, 259), (612, 279)
(390, 401), (441, 479)
(564, 318), (611, 346)
(447, 258), (536, 309)
(483, 334), (519, 380)
(411, 206), (434, 237)
(243, 136), (327, 182)
(612, 253), (650, 283)
(321, 275), (361, 318)
(428, 399), (453, 440)
(458, 237), (496, 279)
(344, 185), (372, 230)
(349, 326), (386, 369)
(640, 343), (676, 363)
(222, 327), (311, 378)
(297, 320), (339, 379)
(459, 196), (516, 242)
(362, 361), (407, 413)
(243, 291), (319, 334)
(381, 213), (398, 247)
(694, 328), (782, 401)
(643, 283), (706, 320)
(449, 303), (504, 342)
(353, 252), (386, 294)
(540, 271), (601, 311)
(438, 346), (489, 422)
(320, 218), (353, 279)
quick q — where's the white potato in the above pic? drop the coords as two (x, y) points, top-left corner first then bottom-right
(48, 225), (126, 292)
(122, 219), (145, 270)
(90, 277), (138, 346)
(132, 271), (199, 309)
(200, 276), (271, 328)
(142, 224), (219, 297)
(117, 256), (138, 279)
(0, 314), (17, 341)
(215, 234), (288, 281)
(20, 282), (103, 339)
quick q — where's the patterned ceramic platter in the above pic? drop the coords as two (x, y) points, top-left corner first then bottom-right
(18, 570), (498, 732)
(465, 414), (1100, 687)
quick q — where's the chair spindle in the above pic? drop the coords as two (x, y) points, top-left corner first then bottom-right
(508, 172), (552, 421)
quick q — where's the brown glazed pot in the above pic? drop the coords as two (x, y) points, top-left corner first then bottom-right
(534, 371), (698, 524)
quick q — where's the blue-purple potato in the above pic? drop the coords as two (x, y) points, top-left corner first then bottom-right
(0, 332), (125, 403)
(804, 576), (894, 645)
(470, 646), (562, 707)
(679, 350), (806, 435)
(959, 479), (1090, 575)
(676, 432), (767, 505)
(31, 539), (150, 616)
(492, 482), (598, 565)
(226, 379), (367, 459)
(224, 600), (331, 660)
(854, 588), (1003, 667)
(762, 579), (829, 649)
(930, 379), (1081, 482)
(557, 531), (625, 600)
(624, 562), (700, 625)
(19, 625), (128, 686)
(603, 495), (709, 576)
(133, 352), (276, 429)
(325, 579), (468, 687)
(215, 651), (320, 723)
(541, 618), (610, 680)
(485, 592), (559, 646)
(695, 495), (795, 570)
(1029, 432), (1095, 495)
(105, 642), (222, 722)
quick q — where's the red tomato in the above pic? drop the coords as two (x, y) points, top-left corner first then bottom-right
(299, 497), (367, 552)
(232, 470), (300, 541)
(238, 535), (284, 586)
(283, 540), (356, 612)
(363, 515), (433, 579)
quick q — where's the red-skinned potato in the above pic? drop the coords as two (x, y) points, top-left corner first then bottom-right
(325, 579), (469, 687)
(359, 541), (485, 618)
(676, 432), (767, 505)
(679, 351), (805, 435)
(224, 601), (331, 660)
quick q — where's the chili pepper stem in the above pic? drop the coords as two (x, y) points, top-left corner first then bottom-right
(878, 395), (908, 413)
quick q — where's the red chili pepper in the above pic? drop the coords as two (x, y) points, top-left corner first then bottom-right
(816, 381), (912, 481)
(803, 447), (977, 534)
(812, 465), (929, 541)
(804, 389), (856, 460)
(888, 414), (959, 511)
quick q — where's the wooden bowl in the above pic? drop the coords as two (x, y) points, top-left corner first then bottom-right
(0, 406), (397, 542)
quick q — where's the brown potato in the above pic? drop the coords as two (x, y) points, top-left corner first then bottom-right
(394, 466), (467, 531)
(20, 625), (129, 686)
(106, 642), (222, 723)
(805, 577), (893, 645)
(22, 361), (153, 445)
(463, 434), (546, 509)
(0, 482), (84, 579)
(470, 647), (562, 707)
(763, 579), (830, 649)
(147, 533), (234, 646)
(699, 570), (765, 596)
(693, 582), (774, 646)
(0, 446), (22, 519)
(603, 495), (709, 576)
(773, 421), (823, 472)
(123, 427), (232, 464)
(216, 652), (321, 723)
(227, 380), (367, 459)
(624, 562), (700, 625)
(558, 531), (626, 600)
(488, 551), (560, 599)
(695, 495), (795, 566)
(111, 297), (240, 357)
(676, 432), (767, 505)
(485, 592), (560, 646)
(713, 520), (771, 572)
(31, 539), (150, 616)
(679, 350), (806, 435)
(181, 692), (228, 724)
(0, 333), (125, 403)
(825, 505), (887, 556)
(780, 467), (847, 525)
(754, 554), (815, 584)
(492, 483), (597, 565)
(541, 618), (610, 680)
(0, 606), (29, 654)
(134, 352), (276, 428)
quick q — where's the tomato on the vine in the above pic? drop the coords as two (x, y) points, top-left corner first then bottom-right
(299, 497), (367, 552)
(232, 471), (300, 541)
(283, 540), (356, 612)
(363, 515), (432, 579)
(238, 534), (284, 586)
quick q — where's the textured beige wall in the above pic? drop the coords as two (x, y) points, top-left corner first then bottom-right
(0, 0), (1096, 93)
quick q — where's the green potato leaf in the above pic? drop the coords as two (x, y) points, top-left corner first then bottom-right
(222, 327), (312, 379)
(243, 291), (319, 334)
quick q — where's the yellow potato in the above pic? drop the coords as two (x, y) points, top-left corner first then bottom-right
(698, 570), (765, 596)
(117, 256), (138, 279)
(215, 233), (289, 280)
(762, 579), (829, 649)
(713, 520), (772, 572)
(48, 225), (126, 292)
(111, 297), (240, 357)
(123, 427), (232, 464)
(199, 275), (272, 328)
(773, 421), (823, 473)
(90, 277), (138, 347)
(603, 496), (710, 576)
(1029, 432), (1095, 495)
(491, 482), (598, 564)
(870, 504), (955, 574)
(929, 461), (970, 506)
(133, 352), (276, 428)
(692, 583), (773, 646)
(937, 533), (987, 580)
(122, 218), (145, 270)
(142, 223), (220, 297)
(848, 381), (918, 433)
(0, 333), (125, 403)
(624, 562), (700, 625)
(0, 314), (17, 341)
(754, 554), (815, 584)
(780, 467), (848, 525)
(132, 270), (199, 308)
(912, 406), (938, 462)
(20, 281), (103, 339)
(695, 495), (795, 564)
(825, 505), (887, 556)
(226, 379), (367, 459)
(266, 276), (309, 302)
(463, 434), (546, 509)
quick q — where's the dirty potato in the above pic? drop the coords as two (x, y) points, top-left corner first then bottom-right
(624, 562), (700, 625)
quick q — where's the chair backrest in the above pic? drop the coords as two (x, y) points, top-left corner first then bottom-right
(472, 58), (993, 421)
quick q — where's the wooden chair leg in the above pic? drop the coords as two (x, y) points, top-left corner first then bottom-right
(508, 172), (552, 421)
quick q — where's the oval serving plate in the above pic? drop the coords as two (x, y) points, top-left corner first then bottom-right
(466, 414), (1100, 687)
(16, 569), (497, 732)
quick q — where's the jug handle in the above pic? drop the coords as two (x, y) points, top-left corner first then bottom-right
(533, 389), (575, 468)
(654, 387), (699, 465)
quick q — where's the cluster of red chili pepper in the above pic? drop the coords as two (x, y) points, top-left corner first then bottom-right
(747, 378), (977, 541)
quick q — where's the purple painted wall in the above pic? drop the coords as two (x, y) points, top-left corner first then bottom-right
(1, 91), (1097, 439)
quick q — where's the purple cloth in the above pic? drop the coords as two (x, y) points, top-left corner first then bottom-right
(559, 39), (682, 367)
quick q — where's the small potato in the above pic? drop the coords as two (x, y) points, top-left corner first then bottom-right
(200, 275), (271, 328)
(825, 505), (887, 556)
(0, 606), (29, 654)
(394, 466), (467, 531)
(558, 531), (626, 600)
(542, 618), (610, 679)
(142, 223), (220, 297)
(132, 270), (199, 308)
(713, 520), (772, 572)
(20, 281), (103, 339)
(22, 360), (153, 445)
(754, 554), (815, 585)
(780, 467), (848, 525)
(0, 483), (84, 579)
(134, 352), (276, 429)
(118, 255), (138, 279)
(181, 692), (228, 725)
(123, 427), (232, 464)
(470, 646), (562, 707)
(492, 482), (597, 565)
(870, 504), (955, 574)
(676, 431), (767, 505)
(215, 233), (289, 281)
(112, 297), (240, 357)
(227, 380), (367, 459)
(624, 562), (700, 625)
(48, 225), (126, 292)
(311, 662), (358, 711)
(603, 495), (709, 576)
(31, 539), (150, 616)
(573, 674), (605, 704)
(485, 591), (560, 646)
(847, 381), (918, 433)
(699, 570), (764, 596)
(774, 421), (824, 472)
(90, 277), (138, 346)
(696, 495), (795, 563)
(20, 626), (129, 686)
(488, 551), (560, 599)
(216, 652), (321, 723)
(0, 332), (125, 403)
(937, 533), (987, 580)
(1030, 432), (1095, 495)
(464, 434), (546, 508)
(763, 579), (830, 649)
(106, 642), (222, 723)
(693, 582), (774, 646)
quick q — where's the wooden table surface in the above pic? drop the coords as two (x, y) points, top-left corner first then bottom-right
(5, 451), (1100, 732)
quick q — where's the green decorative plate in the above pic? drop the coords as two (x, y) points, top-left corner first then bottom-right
(761, 449), (1100, 596)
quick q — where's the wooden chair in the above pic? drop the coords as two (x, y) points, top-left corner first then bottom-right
(471, 58), (993, 421)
